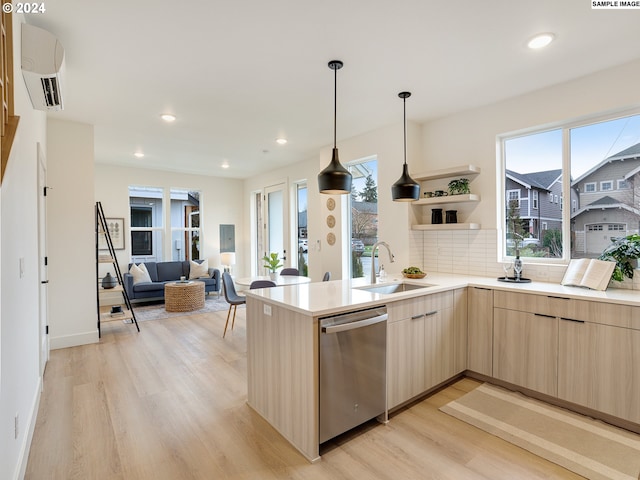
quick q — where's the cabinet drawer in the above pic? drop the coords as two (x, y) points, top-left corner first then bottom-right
(388, 291), (453, 322)
(494, 290), (640, 330)
(494, 290), (571, 317)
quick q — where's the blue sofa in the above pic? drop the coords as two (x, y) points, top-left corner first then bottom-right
(123, 260), (220, 302)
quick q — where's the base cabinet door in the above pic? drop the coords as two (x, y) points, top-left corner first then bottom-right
(558, 319), (640, 424)
(493, 308), (558, 396)
(387, 316), (425, 409)
(467, 287), (493, 376)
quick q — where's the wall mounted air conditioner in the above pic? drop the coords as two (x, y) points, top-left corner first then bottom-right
(21, 23), (65, 111)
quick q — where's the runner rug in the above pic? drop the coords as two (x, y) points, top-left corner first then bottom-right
(440, 383), (640, 480)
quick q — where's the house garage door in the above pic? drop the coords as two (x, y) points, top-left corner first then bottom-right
(585, 224), (626, 255)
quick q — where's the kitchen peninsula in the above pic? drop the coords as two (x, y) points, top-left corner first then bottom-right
(244, 273), (640, 462)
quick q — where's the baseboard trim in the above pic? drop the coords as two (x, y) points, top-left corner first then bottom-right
(15, 375), (42, 480)
(50, 330), (99, 350)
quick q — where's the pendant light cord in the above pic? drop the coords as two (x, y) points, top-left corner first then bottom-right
(403, 96), (407, 166)
(333, 65), (337, 149)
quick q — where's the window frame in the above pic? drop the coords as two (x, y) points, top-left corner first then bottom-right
(600, 180), (613, 192)
(532, 190), (538, 209)
(584, 182), (596, 193)
(617, 179), (629, 190)
(497, 106), (640, 265)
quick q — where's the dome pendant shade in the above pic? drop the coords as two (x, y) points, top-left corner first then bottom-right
(318, 147), (352, 194)
(392, 163), (420, 201)
(319, 59), (352, 195)
(392, 91), (420, 202)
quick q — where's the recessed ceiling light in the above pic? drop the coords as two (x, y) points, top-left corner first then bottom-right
(221, 162), (229, 169)
(134, 152), (144, 158)
(527, 33), (555, 50)
(276, 138), (287, 145)
(160, 113), (176, 122)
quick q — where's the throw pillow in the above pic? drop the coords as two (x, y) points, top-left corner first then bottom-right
(189, 259), (209, 279)
(130, 262), (152, 284)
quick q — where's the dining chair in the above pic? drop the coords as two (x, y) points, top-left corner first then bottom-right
(250, 280), (276, 289)
(280, 267), (299, 276)
(222, 272), (246, 338)
(322, 271), (331, 281)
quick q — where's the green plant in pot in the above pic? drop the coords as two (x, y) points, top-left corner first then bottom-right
(262, 252), (283, 278)
(598, 233), (640, 282)
(448, 178), (470, 195)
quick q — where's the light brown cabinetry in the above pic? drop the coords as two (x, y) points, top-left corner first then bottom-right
(387, 290), (464, 409)
(467, 286), (493, 376)
(493, 291), (558, 396)
(558, 316), (640, 424)
(493, 308), (558, 396)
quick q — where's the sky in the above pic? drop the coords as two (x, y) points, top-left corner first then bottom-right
(505, 113), (640, 178)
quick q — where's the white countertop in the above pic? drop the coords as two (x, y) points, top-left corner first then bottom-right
(244, 272), (640, 317)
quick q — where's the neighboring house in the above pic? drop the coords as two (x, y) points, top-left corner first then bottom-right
(571, 143), (640, 255)
(505, 169), (568, 240)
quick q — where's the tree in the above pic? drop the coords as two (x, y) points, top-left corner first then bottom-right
(360, 175), (377, 203)
(506, 199), (526, 255)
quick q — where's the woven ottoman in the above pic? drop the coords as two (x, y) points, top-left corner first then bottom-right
(164, 281), (205, 312)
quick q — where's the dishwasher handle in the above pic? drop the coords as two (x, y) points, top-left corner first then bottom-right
(321, 313), (388, 334)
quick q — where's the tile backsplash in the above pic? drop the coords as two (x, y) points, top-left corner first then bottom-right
(409, 228), (639, 291)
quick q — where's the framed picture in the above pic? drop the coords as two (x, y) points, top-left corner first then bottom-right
(99, 217), (125, 250)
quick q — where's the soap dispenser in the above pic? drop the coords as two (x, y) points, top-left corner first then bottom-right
(379, 264), (387, 280)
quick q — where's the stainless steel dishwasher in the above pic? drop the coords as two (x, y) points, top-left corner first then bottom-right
(319, 306), (387, 443)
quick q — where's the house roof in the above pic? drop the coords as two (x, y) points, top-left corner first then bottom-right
(506, 169), (562, 191)
(571, 195), (640, 219)
(572, 141), (640, 185)
(352, 201), (378, 214)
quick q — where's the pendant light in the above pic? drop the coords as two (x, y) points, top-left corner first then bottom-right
(318, 60), (352, 195)
(392, 91), (420, 202)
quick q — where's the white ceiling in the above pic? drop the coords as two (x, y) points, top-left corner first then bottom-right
(25, 0), (640, 179)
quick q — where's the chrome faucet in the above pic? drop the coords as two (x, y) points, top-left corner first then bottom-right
(371, 241), (395, 284)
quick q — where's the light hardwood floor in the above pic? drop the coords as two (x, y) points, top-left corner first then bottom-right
(25, 307), (581, 479)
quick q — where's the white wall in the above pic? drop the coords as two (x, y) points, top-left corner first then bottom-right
(0, 15), (48, 480)
(244, 121), (421, 281)
(95, 163), (245, 277)
(47, 119), (98, 349)
(417, 58), (640, 283)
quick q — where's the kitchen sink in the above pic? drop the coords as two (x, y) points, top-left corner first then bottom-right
(355, 282), (437, 295)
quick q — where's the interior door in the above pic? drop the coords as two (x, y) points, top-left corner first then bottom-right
(264, 183), (289, 269)
(37, 144), (50, 376)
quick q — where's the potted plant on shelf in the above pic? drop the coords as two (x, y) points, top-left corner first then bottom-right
(598, 233), (640, 282)
(448, 178), (470, 195)
(262, 252), (283, 280)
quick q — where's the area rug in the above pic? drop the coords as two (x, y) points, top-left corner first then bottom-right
(131, 295), (239, 322)
(440, 383), (640, 480)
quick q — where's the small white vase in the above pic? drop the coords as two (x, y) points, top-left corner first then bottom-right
(269, 272), (277, 281)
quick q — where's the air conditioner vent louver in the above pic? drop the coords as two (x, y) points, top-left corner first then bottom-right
(41, 77), (61, 107)
(21, 24), (65, 111)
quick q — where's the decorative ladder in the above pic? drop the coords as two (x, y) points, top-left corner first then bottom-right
(95, 201), (139, 336)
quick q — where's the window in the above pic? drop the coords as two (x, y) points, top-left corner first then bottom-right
(507, 189), (520, 207)
(170, 189), (201, 261)
(348, 157), (378, 279)
(129, 187), (164, 262)
(296, 183), (308, 275)
(532, 190), (538, 209)
(501, 111), (640, 262)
